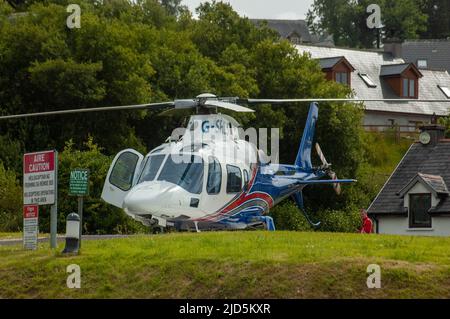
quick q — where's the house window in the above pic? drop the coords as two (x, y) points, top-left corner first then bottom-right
(402, 78), (416, 98)
(336, 72), (348, 85)
(438, 85), (450, 98)
(417, 59), (427, 69)
(409, 194), (432, 228)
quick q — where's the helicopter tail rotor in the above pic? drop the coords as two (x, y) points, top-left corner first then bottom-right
(315, 143), (342, 195)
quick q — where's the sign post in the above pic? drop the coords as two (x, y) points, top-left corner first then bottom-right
(69, 169), (89, 248)
(23, 150), (58, 249)
(23, 205), (39, 250)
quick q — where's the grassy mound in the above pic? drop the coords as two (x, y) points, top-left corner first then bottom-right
(1, 231), (450, 298)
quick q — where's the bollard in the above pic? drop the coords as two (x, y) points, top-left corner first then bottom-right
(62, 213), (80, 254)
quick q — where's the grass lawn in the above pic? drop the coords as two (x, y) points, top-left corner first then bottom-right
(1, 231), (450, 299)
(0, 232), (22, 239)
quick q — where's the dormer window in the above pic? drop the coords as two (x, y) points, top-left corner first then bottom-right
(409, 194), (432, 228)
(402, 78), (416, 98)
(380, 63), (423, 99)
(317, 56), (355, 87)
(335, 72), (348, 85)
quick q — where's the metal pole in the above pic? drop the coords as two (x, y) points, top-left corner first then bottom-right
(78, 196), (83, 248)
(50, 151), (58, 249)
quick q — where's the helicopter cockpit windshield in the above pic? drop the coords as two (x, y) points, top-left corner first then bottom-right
(138, 154), (165, 183)
(157, 154), (204, 194)
(138, 153), (204, 194)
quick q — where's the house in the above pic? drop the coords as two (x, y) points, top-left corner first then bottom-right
(384, 39), (450, 73)
(251, 19), (334, 46)
(368, 124), (450, 236)
(296, 45), (450, 131)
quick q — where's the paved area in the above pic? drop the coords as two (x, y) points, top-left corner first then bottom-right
(0, 234), (135, 246)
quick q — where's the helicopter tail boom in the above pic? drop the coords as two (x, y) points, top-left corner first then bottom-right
(295, 102), (318, 171)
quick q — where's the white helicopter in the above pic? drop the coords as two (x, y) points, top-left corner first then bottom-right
(2, 94), (447, 231)
(99, 93), (355, 232)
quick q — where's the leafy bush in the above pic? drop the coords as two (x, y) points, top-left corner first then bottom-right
(0, 163), (22, 232)
(270, 201), (313, 232)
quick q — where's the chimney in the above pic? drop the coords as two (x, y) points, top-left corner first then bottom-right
(384, 38), (403, 58)
(420, 124), (446, 146)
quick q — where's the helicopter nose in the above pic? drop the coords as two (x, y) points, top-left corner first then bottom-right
(122, 182), (177, 215)
(123, 188), (158, 213)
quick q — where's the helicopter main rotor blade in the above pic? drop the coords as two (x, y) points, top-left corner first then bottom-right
(174, 99), (198, 109)
(245, 98), (450, 104)
(205, 100), (255, 113)
(0, 102), (175, 120)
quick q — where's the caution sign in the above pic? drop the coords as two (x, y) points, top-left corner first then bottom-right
(69, 169), (89, 196)
(23, 151), (57, 205)
(23, 205), (39, 250)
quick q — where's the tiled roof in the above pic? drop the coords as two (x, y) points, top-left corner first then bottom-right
(368, 141), (450, 215)
(380, 63), (412, 77)
(251, 19), (334, 46)
(318, 57), (343, 69)
(398, 173), (449, 197)
(402, 40), (450, 72)
(296, 45), (450, 116)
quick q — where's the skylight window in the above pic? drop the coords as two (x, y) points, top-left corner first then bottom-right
(417, 59), (427, 69)
(358, 73), (377, 88)
(438, 85), (450, 98)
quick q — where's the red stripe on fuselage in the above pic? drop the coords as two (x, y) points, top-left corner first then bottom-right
(194, 165), (274, 222)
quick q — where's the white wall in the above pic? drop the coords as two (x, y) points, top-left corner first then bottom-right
(377, 215), (450, 237)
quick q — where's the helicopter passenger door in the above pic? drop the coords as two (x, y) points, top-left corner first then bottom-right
(101, 149), (144, 208)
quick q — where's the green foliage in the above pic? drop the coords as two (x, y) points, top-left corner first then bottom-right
(0, 163), (22, 232)
(439, 116), (450, 138)
(270, 202), (313, 232)
(307, 0), (428, 48)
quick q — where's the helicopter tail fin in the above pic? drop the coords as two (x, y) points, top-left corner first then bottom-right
(295, 102), (318, 171)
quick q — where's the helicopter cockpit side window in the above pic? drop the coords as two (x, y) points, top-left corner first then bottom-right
(138, 154), (166, 183)
(207, 157), (222, 195)
(226, 165), (242, 194)
(157, 154), (204, 194)
(243, 169), (249, 190)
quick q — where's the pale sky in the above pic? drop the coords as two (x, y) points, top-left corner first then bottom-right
(181, 0), (315, 19)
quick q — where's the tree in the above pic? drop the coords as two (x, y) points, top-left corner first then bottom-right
(307, 0), (428, 48)
(419, 0), (450, 39)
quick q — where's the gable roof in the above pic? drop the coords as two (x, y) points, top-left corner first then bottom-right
(402, 40), (450, 72)
(318, 56), (355, 71)
(368, 141), (450, 215)
(380, 63), (423, 78)
(397, 173), (449, 198)
(296, 45), (450, 116)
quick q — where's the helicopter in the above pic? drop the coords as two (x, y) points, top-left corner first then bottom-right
(3, 95), (448, 231)
(99, 93), (356, 232)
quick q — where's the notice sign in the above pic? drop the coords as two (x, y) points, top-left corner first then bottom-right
(69, 169), (89, 196)
(23, 205), (39, 250)
(23, 151), (57, 205)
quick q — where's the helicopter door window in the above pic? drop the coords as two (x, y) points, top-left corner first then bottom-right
(207, 157), (222, 195)
(226, 165), (242, 194)
(157, 154), (204, 194)
(138, 154), (166, 183)
(109, 152), (140, 191)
